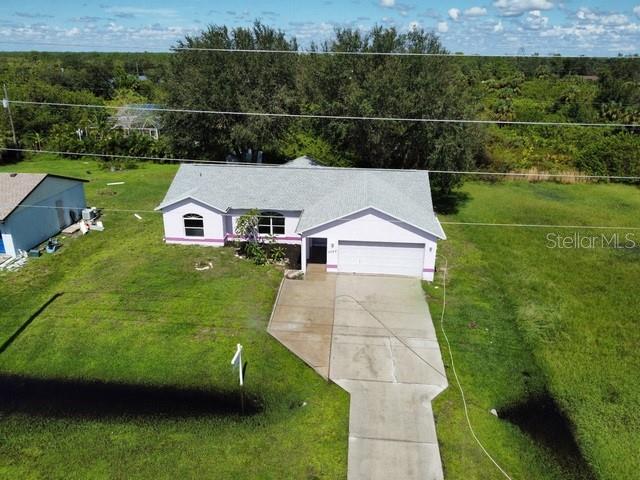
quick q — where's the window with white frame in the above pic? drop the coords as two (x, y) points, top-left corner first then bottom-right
(184, 213), (205, 237)
(258, 211), (285, 235)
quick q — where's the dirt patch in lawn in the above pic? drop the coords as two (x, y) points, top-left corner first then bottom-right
(0, 374), (263, 419)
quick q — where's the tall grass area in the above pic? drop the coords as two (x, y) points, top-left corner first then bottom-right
(0, 156), (348, 479)
(426, 181), (640, 480)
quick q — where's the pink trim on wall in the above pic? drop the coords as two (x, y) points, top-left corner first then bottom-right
(423, 268), (435, 273)
(225, 234), (302, 243)
(326, 264), (338, 269)
(166, 237), (225, 244)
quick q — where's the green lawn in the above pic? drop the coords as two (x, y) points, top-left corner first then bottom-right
(0, 156), (349, 479)
(2, 157), (639, 480)
(426, 181), (640, 480)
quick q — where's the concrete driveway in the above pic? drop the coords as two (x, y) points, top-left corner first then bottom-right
(269, 270), (448, 480)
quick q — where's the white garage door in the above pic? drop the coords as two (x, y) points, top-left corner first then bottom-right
(338, 241), (425, 277)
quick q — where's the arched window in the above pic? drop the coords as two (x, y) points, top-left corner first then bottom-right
(184, 213), (204, 237)
(258, 211), (285, 235)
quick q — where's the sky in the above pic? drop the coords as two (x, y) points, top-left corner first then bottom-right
(0, 0), (639, 56)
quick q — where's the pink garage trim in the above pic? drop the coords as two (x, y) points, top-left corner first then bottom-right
(423, 268), (435, 273)
(326, 264), (338, 269)
(166, 237), (225, 244)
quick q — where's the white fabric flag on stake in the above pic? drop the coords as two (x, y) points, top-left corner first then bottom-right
(231, 344), (244, 386)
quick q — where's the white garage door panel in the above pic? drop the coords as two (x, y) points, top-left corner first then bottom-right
(338, 241), (425, 277)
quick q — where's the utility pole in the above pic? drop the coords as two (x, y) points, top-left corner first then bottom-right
(2, 84), (17, 145)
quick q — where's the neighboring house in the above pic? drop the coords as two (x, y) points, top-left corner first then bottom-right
(0, 173), (88, 257)
(156, 157), (446, 280)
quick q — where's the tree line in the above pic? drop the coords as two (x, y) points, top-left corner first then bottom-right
(1, 22), (640, 192)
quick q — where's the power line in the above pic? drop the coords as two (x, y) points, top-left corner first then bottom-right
(6, 202), (640, 232)
(8, 99), (640, 128)
(440, 221), (640, 230)
(428, 170), (640, 181)
(2, 84), (17, 144)
(0, 40), (638, 59)
(6, 148), (640, 182)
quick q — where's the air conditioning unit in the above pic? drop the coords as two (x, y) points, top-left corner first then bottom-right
(82, 208), (97, 221)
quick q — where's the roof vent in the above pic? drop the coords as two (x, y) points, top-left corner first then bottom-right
(9, 173), (17, 177)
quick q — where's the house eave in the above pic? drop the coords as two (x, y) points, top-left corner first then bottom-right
(47, 174), (90, 183)
(155, 195), (226, 213)
(297, 205), (447, 240)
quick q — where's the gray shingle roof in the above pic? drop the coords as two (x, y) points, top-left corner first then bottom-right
(157, 158), (445, 239)
(0, 173), (88, 222)
(0, 173), (47, 221)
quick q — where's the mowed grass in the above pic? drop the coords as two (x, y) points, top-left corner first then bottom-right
(0, 156), (349, 480)
(425, 181), (640, 480)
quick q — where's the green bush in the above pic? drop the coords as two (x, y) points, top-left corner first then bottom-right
(244, 241), (268, 265)
(45, 124), (167, 166)
(277, 129), (350, 167)
(576, 132), (640, 176)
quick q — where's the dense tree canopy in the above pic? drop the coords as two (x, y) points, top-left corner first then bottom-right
(163, 23), (482, 192)
(295, 26), (482, 193)
(164, 22), (298, 163)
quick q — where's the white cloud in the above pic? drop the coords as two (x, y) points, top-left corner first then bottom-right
(600, 14), (629, 26)
(408, 20), (421, 31)
(103, 6), (179, 19)
(446, 6), (486, 21)
(576, 8), (598, 21)
(289, 21), (337, 40)
(493, 20), (504, 32)
(379, 0), (414, 16)
(493, 0), (554, 17)
(464, 7), (488, 17)
(437, 21), (449, 33)
(540, 23), (606, 38)
(576, 8), (631, 26)
(0, 21), (202, 49)
(635, 6), (640, 17)
(523, 10), (549, 29)
(616, 22), (640, 33)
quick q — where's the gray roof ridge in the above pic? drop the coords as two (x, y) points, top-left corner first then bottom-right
(179, 162), (431, 175)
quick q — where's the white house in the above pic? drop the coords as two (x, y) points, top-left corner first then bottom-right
(0, 173), (87, 257)
(156, 157), (446, 281)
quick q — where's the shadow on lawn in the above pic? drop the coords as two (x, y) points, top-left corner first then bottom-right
(0, 374), (263, 419)
(0, 293), (63, 355)
(501, 394), (597, 480)
(432, 190), (471, 215)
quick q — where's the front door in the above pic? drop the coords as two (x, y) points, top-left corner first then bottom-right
(308, 238), (327, 264)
